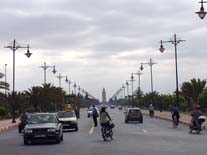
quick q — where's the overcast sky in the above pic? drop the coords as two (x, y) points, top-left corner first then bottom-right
(0, 0), (207, 100)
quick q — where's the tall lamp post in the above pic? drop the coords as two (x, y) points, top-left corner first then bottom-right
(4, 64), (7, 95)
(56, 73), (68, 88)
(196, 0), (207, 19)
(140, 58), (157, 95)
(159, 34), (185, 107)
(73, 83), (77, 95)
(66, 80), (72, 94)
(133, 70), (143, 107)
(4, 39), (32, 123)
(133, 70), (143, 90)
(126, 81), (130, 99)
(122, 85), (126, 99)
(40, 62), (56, 84)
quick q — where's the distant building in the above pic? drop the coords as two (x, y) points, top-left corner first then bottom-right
(102, 88), (107, 104)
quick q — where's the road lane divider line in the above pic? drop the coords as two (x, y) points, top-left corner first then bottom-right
(89, 124), (94, 135)
(142, 129), (148, 133)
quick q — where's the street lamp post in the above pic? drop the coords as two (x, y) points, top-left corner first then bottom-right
(126, 81), (130, 99)
(140, 58), (157, 95)
(73, 83), (77, 95)
(159, 34), (185, 106)
(122, 85), (126, 99)
(4, 39), (32, 123)
(4, 64), (7, 95)
(66, 80), (72, 94)
(40, 62), (56, 84)
(196, 0), (207, 19)
(56, 73), (68, 88)
(133, 70), (143, 90)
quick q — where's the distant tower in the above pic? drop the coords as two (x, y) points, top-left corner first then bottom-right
(102, 88), (107, 104)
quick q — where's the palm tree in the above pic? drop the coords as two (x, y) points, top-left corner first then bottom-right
(180, 78), (206, 109)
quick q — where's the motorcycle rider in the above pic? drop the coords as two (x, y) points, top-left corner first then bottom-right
(100, 106), (112, 128)
(191, 105), (202, 127)
(172, 105), (180, 127)
(149, 104), (154, 118)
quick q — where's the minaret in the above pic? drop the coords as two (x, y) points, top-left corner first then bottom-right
(102, 88), (106, 104)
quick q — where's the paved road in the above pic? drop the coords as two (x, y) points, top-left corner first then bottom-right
(0, 109), (207, 155)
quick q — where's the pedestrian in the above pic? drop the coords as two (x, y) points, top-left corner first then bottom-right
(158, 101), (163, 112)
(92, 105), (98, 127)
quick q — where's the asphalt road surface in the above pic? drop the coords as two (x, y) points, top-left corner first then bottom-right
(0, 108), (207, 155)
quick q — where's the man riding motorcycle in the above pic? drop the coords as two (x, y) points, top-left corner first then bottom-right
(191, 105), (202, 127)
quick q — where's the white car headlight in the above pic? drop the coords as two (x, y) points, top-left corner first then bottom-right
(47, 128), (56, 132)
(24, 129), (33, 134)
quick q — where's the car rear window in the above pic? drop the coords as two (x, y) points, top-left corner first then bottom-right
(129, 109), (140, 114)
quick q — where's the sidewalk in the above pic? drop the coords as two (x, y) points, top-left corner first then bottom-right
(0, 119), (19, 132)
(142, 110), (207, 129)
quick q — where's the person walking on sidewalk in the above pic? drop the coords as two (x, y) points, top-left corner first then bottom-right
(149, 104), (154, 118)
(92, 105), (98, 127)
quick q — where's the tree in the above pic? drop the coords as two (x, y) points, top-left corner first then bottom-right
(180, 78), (206, 110)
(198, 89), (207, 112)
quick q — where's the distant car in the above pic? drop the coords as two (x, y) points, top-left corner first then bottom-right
(118, 106), (123, 110)
(23, 113), (63, 145)
(57, 111), (78, 131)
(125, 108), (143, 123)
(87, 107), (99, 118)
(110, 105), (115, 109)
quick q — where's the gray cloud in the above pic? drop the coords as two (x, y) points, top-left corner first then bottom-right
(0, 0), (206, 99)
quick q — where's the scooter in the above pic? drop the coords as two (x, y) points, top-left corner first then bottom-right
(189, 116), (206, 134)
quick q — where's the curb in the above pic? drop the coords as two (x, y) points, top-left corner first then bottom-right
(0, 122), (19, 133)
(143, 113), (206, 130)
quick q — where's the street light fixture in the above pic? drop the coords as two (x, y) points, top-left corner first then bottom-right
(196, 0), (207, 19)
(159, 34), (185, 106)
(140, 58), (157, 96)
(56, 73), (67, 88)
(4, 39), (32, 123)
(40, 62), (56, 84)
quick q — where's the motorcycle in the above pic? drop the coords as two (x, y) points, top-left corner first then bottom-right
(189, 116), (206, 134)
(101, 121), (114, 141)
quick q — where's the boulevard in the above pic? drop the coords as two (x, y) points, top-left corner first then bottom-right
(0, 109), (207, 155)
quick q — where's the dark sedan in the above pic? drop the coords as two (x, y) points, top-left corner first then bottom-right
(23, 113), (63, 145)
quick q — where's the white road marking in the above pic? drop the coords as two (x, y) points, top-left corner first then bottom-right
(142, 129), (148, 133)
(89, 124), (94, 135)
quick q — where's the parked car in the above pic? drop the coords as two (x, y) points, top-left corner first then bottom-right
(125, 108), (143, 123)
(57, 111), (78, 131)
(23, 113), (63, 145)
(110, 105), (115, 109)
